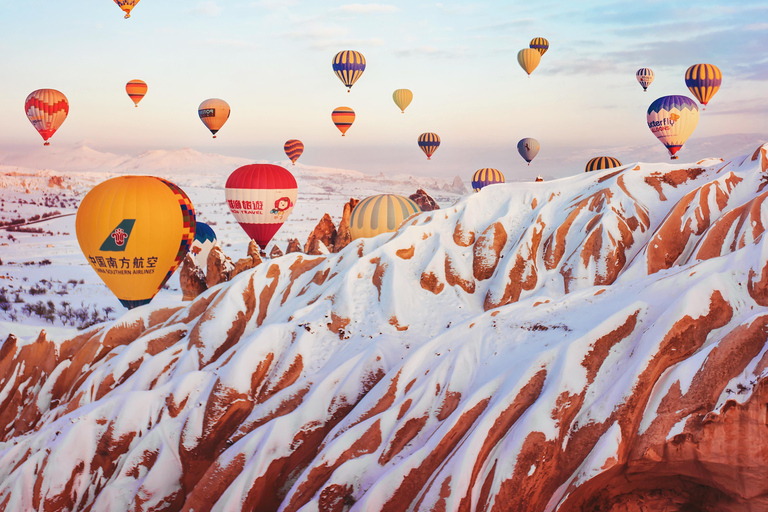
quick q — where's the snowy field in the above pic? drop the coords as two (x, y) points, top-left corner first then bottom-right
(0, 145), (466, 342)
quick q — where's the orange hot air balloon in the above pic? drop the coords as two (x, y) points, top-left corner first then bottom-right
(114, 0), (140, 19)
(125, 79), (147, 107)
(332, 106), (355, 136)
(284, 139), (304, 165)
(517, 48), (541, 76)
(198, 98), (230, 138)
(25, 89), (69, 146)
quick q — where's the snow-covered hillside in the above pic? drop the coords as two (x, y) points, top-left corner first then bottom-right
(1, 144), (768, 511)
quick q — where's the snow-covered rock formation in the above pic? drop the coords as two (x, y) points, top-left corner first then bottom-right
(2, 145), (768, 511)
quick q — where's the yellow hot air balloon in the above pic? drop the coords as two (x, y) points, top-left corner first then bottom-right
(125, 79), (147, 107)
(114, 0), (140, 19)
(76, 176), (196, 309)
(517, 48), (541, 76)
(647, 95), (699, 160)
(198, 98), (230, 138)
(392, 89), (413, 113)
(349, 194), (421, 240)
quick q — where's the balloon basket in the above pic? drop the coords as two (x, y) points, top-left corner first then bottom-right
(124, 13), (130, 19)
(44, 141), (50, 146)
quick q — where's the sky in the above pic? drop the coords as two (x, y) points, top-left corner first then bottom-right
(0, 0), (767, 180)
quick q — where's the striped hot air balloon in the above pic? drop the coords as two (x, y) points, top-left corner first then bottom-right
(636, 68), (654, 92)
(349, 194), (421, 240)
(198, 98), (230, 138)
(647, 95), (699, 160)
(418, 132), (440, 160)
(517, 138), (540, 165)
(76, 176), (195, 309)
(585, 156), (623, 173)
(225, 164), (297, 250)
(114, 0), (140, 18)
(284, 139), (304, 165)
(125, 79), (147, 107)
(530, 37), (549, 56)
(392, 89), (413, 113)
(332, 50), (366, 92)
(471, 168), (506, 192)
(332, 107), (355, 136)
(517, 48), (541, 76)
(24, 89), (69, 146)
(685, 63), (722, 109)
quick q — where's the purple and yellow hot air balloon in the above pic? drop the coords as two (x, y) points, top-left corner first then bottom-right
(418, 132), (440, 160)
(685, 63), (722, 109)
(585, 156), (622, 173)
(113, 0), (140, 19)
(529, 37), (549, 56)
(284, 139), (304, 165)
(332, 50), (366, 92)
(647, 95), (699, 160)
(636, 68), (654, 92)
(471, 168), (505, 192)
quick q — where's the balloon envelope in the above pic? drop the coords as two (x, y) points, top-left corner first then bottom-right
(349, 194), (421, 240)
(529, 37), (549, 56)
(332, 107), (355, 136)
(284, 139), (304, 164)
(225, 164), (298, 250)
(332, 50), (366, 91)
(418, 132), (440, 160)
(76, 176), (196, 309)
(25, 89), (69, 146)
(190, 221), (216, 267)
(198, 98), (230, 138)
(647, 95), (699, 160)
(517, 138), (540, 164)
(126, 79), (147, 107)
(685, 63), (722, 107)
(636, 68), (654, 92)
(114, 0), (139, 18)
(471, 168), (505, 192)
(517, 49), (541, 75)
(392, 89), (413, 113)
(585, 156), (623, 173)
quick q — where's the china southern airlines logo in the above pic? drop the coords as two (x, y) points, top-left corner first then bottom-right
(99, 219), (136, 251)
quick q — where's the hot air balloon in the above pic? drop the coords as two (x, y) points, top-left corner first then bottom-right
(76, 176), (196, 309)
(126, 79), (147, 107)
(647, 95), (699, 160)
(284, 139), (304, 165)
(530, 37), (549, 56)
(471, 168), (506, 192)
(114, 0), (139, 18)
(225, 164), (297, 250)
(332, 107), (355, 136)
(636, 68), (654, 92)
(685, 63), (722, 109)
(198, 98), (230, 138)
(517, 49), (541, 76)
(392, 89), (413, 113)
(585, 156), (623, 173)
(25, 89), (69, 146)
(349, 194), (421, 240)
(332, 50), (366, 92)
(517, 138), (540, 165)
(188, 221), (217, 269)
(418, 132), (440, 160)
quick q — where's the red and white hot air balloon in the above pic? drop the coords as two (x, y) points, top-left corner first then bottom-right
(225, 164), (298, 250)
(25, 89), (69, 145)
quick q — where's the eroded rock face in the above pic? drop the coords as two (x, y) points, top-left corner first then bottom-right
(179, 253), (208, 301)
(2, 145), (768, 512)
(409, 189), (439, 211)
(231, 240), (263, 278)
(206, 244), (234, 288)
(270, 244), (284, 259)
(335, 198), (359, 253)
(305, 213), (338, 255)
(286, 238), (303, 254)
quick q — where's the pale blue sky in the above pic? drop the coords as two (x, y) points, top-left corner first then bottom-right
(0, 1), (766, 179)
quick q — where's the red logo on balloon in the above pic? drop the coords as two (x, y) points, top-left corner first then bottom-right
(111, 228), (128, 246)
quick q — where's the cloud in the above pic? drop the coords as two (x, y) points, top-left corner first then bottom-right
(251, 0), (298, 8)
(393, 45), (471, 59)
(285, 24), (384, 50)
(202, 38), (258, 49)
(336, 3), (399, 13)
(189, 1), (222, 16)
